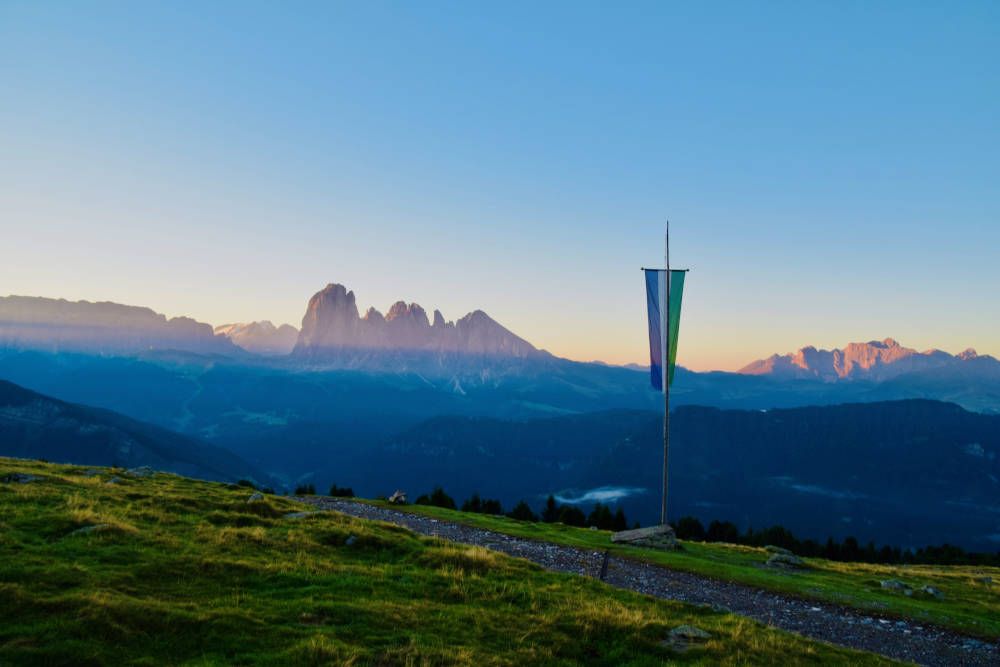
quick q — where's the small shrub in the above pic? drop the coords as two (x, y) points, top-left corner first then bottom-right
(507, 501), (538, 522)
(675, 516), (706, 541)
(328, 483), (354, 498)
(414, 487), (456, 510)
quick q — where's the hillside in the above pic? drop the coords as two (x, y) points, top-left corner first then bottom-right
(0, 458), (886, 665)
(0, 380), (265, 484)
(230, 400), (1000, 552)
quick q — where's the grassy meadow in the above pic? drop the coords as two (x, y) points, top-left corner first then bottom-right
(0, 457), (895, 666)
(371, 501), (1000, 640)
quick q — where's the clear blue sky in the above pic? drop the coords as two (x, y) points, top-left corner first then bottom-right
(2, 1), (997, 369)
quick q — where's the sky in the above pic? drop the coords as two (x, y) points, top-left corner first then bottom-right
(1, 1), (998, 370)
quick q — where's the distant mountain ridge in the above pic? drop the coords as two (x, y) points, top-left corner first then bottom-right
(0, 295), (239, 356)
(215, 321), (298, 356)
(739, 338), (997, 382)
(291, 283), (546, 367)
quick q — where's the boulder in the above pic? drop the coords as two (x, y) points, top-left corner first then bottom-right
(880, 579), (913, 595)
(105, 476), (123, 485)
(247, 492), (265, 503)
(661, 624), (711, 652)
(611, 524), (681, 551)
(766, 552), (806, 569)
(387, 490), (407, 505)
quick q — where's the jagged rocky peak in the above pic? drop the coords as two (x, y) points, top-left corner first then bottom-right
(362, 307), (385, 324)
(214, 321), (298, 356)
(740, 338), (981, 382)
(292, 283), (543, 359)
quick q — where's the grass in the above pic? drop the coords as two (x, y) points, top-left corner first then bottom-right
(366, 500), (1000, 640)
(0, 458), (895, 666)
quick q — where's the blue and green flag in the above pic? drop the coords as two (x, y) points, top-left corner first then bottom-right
(644, 269), (685, 391)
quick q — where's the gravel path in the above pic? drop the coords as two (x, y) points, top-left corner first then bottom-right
(299, 497), (1000, 666)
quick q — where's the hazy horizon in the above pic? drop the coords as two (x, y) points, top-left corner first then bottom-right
(3, 3), (998, 370)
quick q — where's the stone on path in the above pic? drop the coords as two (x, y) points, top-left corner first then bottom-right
(611, 524), (681, 551)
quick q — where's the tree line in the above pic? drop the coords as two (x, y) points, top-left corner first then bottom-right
(411, 487), (636, 532)
(248, 479), (1000, 566)
(673, 516), (1000, 567)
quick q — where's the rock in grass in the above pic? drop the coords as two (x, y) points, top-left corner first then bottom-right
(611, 524), (681, 551)
(920, 585), (944, 600)
(106, 476), (123, 485)
(880, 579), (912, 594)
(766, 552), (805, 569)
(68, 524), (111, 537)
(345, 535), (357, 546)
(661, 624), (712, 652)
(765, 545), (793, 556)
(1, 473), (39, 484)
(124, 466), (155, 478)
(247, 492), (265, 503)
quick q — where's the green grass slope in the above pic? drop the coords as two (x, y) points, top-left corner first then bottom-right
(376, 502), (1000, 640)
(0, 458), (891, 666)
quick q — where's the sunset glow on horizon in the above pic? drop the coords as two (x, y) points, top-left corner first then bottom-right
(2, 3), (997, 372)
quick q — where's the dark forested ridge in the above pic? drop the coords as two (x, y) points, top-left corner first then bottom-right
(0, 380), (267, 483)
(286, 400), (999, 552)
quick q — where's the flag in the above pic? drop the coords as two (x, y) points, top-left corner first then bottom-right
(644, 269), (685, 391)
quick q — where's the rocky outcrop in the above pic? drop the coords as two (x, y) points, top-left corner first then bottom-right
(214, 321), (298, 356)
(610, 524), (682, 551)
(0, 295), (240, 357)
(292, 283), (545, 363)
(739, 338), (989, 383)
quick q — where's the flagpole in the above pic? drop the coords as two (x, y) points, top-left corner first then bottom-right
(662, 222), (670, 526)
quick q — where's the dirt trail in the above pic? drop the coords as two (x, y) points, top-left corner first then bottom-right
(299, 497), (1000, 667)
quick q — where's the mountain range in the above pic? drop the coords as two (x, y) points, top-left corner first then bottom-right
(2, 284), (999, 414)
(739, 338), (996, 382)
(292, 283), (545, 366)
(0, 295), (240, 356)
